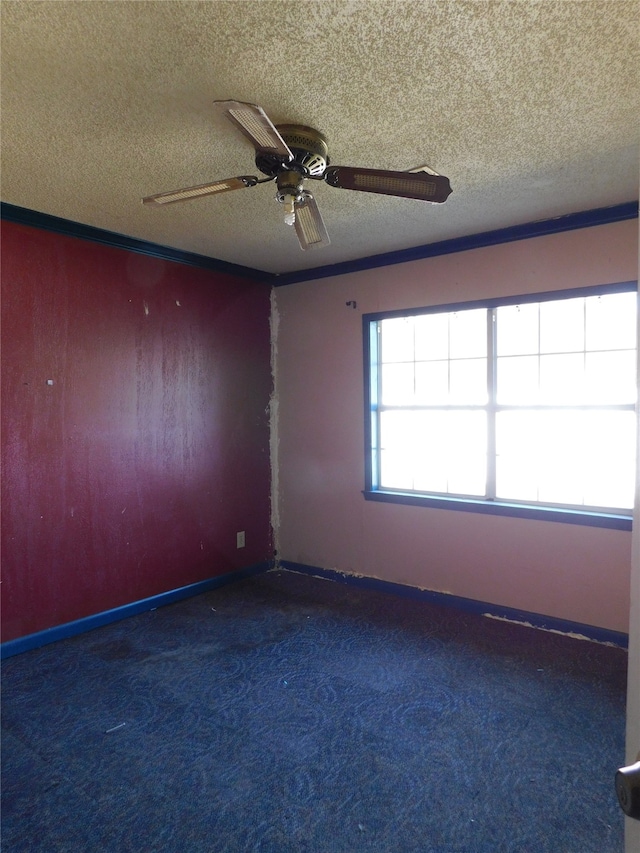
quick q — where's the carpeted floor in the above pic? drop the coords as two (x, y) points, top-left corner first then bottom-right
(1, 568), (628, 852)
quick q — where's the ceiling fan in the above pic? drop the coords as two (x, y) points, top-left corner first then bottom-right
(142, 100), (453, 251)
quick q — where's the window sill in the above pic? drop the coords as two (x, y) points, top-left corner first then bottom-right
(362, 490), (632, 530)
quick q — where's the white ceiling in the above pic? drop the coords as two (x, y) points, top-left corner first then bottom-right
(2, 0), (638, 276)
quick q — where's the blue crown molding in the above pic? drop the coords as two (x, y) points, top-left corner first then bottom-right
(4, 200), (637, 287)
(273, 201), (639, 286)
(278, 561), (629, 648)
(1, 202), (276, 284)
(0, 561), (273, 659)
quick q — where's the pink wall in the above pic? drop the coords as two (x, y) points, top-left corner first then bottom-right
(1, 222), (272, 642)
(274, 219), (638, 633)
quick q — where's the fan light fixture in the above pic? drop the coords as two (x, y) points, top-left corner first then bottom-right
(283, 196), (296, 226)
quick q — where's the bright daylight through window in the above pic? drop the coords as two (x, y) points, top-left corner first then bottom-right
(364, 285), (637, 522)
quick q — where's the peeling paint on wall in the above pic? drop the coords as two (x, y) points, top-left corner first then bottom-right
(482, 613), (620, 647)
(269, 288), (280, 555)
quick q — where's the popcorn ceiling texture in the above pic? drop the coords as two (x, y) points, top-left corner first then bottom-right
(1, 0), (638, 274)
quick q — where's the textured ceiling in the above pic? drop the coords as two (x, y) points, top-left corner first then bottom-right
(2, 0), (638, 275)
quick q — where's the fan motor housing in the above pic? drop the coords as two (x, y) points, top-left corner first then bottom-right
(256, 124), (329, 178)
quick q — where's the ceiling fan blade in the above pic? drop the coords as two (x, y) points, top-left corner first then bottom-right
(214, 99), (293, 160)
(324, 166), (452, 203)
(294, 192), (330, 250)
(409, 164), (442, 176)
(142, 176), (258, 206)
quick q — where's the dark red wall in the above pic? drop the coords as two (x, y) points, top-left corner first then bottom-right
(1, 221), (273, 642)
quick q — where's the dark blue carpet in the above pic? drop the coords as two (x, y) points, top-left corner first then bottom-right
(1, 568), (627, 852)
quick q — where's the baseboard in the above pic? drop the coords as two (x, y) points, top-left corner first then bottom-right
(5, 559), (627, 657)
(277, 560), (629, 649)
(0, 561), (273, 659)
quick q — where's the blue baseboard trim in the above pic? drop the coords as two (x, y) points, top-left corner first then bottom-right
(1, 561), (273, 660)
(277, 560), (629, 649)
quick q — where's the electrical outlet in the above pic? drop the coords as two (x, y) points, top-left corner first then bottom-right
(236, 531), (245, 549)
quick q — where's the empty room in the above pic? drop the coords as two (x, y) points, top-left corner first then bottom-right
(1, 2), (639, 852)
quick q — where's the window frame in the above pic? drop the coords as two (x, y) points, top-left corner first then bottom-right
(363, 281), (637, 530)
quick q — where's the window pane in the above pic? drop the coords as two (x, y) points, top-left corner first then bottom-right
(449, 309), (487, 358)
(584, 350), (637, 404)
(380, 450), (415, 490)
(415, 360), (449, 405)
(496, 303), (539, 356)
(449, 358), (488, 404)
(380, 410), (417, 450)
(496, 410), (585, 505)
(381, 410), (486, 496)
(536, 411), (588, 505)
(581, 411), (636, 509)
(586, 292), (637, 351)
(539, 298), (585, 353)
(496, 409), (636, 509)
(446, 460), (486, 496)
(497, 355), (539, 405)
(413, 448), (449, 493)
(495, 410), (542, 502)
(412, 411), (452, 493)
(495, 457), (539, 504)
(380, 410), (419, 489)
(443, 411), (486, 496)
(539, 353), (585, 404)
(414, 313), (449, 361)
(381, 363), (415, 405)
(381, 317), (414, 362)
(415, 411), (486, 496)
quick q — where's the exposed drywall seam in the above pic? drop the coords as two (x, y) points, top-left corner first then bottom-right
(269, 288), (280, 556)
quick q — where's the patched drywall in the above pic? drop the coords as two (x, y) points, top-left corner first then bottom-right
(269, 288), (281, 556)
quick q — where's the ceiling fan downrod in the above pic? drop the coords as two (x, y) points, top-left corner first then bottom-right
(255, 124), (329, 180)
(257, 124), (330, 227)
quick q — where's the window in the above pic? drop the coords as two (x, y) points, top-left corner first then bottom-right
(364, 283), (637, 527)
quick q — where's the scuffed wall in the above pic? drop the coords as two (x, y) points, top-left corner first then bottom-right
(1, 222), (272, 642)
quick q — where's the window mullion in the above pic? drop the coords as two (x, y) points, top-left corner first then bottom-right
(487, 308), (497, 500)
(373, 322), (382, 489)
